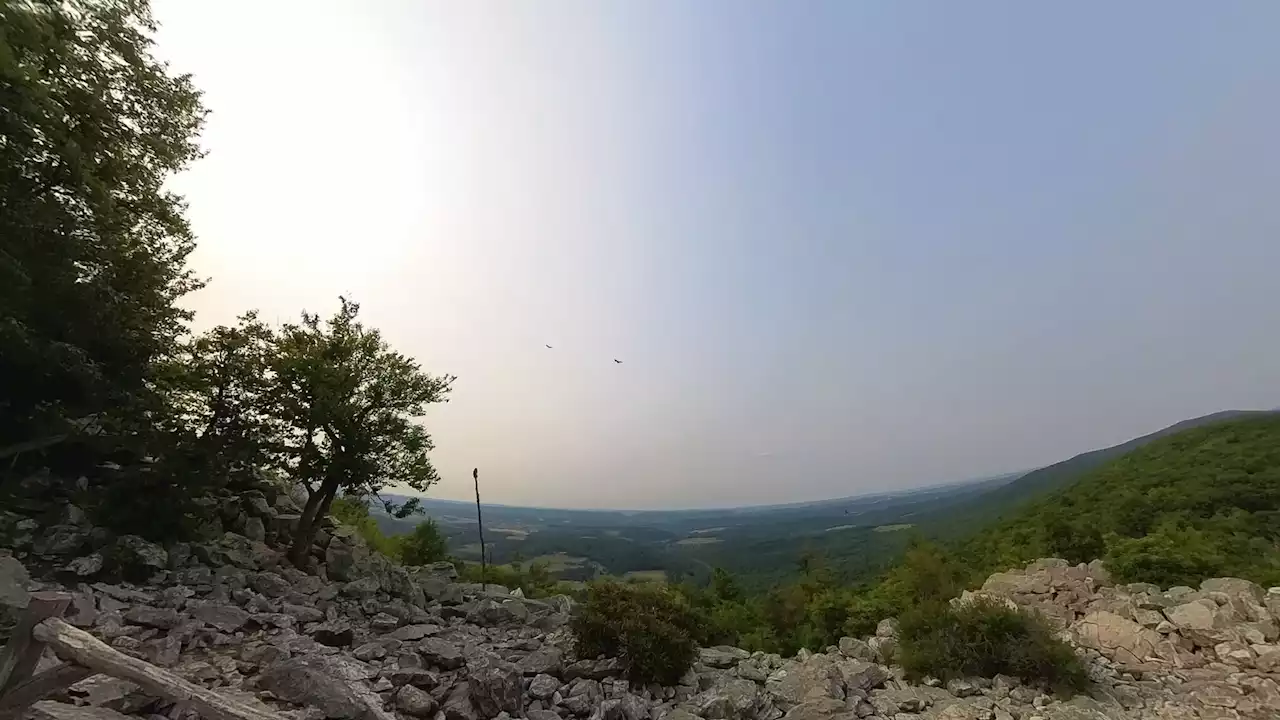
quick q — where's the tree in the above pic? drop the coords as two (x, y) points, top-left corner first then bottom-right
(400, 518), (448, 565)
(0, 0), (206, 460)
(273, 297), (454, 565)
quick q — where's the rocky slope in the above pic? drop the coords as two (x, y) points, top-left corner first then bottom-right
(3, 489), (1280, 720)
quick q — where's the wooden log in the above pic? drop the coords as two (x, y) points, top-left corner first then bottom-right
(32, 619), (277, 720)
(0, 592), (71, 694)
(0, 663), (95, 718)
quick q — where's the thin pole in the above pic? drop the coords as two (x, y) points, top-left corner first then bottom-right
(473, 467), (486, 585)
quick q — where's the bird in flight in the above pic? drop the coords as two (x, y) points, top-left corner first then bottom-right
(545, 344), (553, 349)
(613, 359), (623, 364)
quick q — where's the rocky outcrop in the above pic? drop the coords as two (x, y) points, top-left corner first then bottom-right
(6, 480), (1280, 720)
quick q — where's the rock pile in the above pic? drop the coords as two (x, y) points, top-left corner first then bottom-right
(4, 497), (1280, 720)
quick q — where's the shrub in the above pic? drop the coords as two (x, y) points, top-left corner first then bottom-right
(571, 580), (699, 685)
(399, 519), (448, 565)
(897, 597), (1088, 695)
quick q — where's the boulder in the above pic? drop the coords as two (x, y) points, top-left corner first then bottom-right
(417, 637), (465, 669)
(701, 645), (751, 669)
(766, 654), (845, 709)
(257, 655), (390, 720)
(0, 555), (31, 612)
(689, 675), (764, 719)
(112, 535), (168, 580)
(393, 685), (438, 717)
(190, 604), (249, 632)
(528, 673), (561, 700)
(1070, 611), (1162, 665)
(518, 647), (564, 676)
(468, 655), (523, 717)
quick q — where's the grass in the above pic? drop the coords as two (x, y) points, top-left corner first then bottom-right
(623, 570), (668, 582)
(874, 524), (915, 532)
(675, 537), (722, 546)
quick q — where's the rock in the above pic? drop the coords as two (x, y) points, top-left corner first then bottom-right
(690, 675), (763, 719)
(190, 604), (250, 632)
(113, 535), (168, 580)
(368, 612), (399, 632)
(123, 606), (179, 629)
(766, 655), (845, 709)
(781, 698), (858, 720)
(874, 618), (899, 638)
(529, 673), (561, 700)
(836, 637), (874, 661)
(866, 635), (896, 664)
(394, 685), (438, 717)
(701, 645), (751, 669)
(1201, 577), (1266, 603)
(416, 637), (465, 669)
(341, 578), (381, 601)
(442, 682), (478, 720)
(312, 621), (355, 647)
(468, 597), (524, 626)
(64, 553), (104, 579)
(837, 660), (889, 692)
(469, 655), (523, 717)
(33, 525), (90, 556)
(0, 555), (31, 612)
(519, 647), (564, 675)
(281, 603), (325, 623)
(243, 516), (266, 542)
(1070, 611), (1162, 665)
(257, 655), (390, 720)
(252, 571), (292, 597)
(389, 623), (440, 641)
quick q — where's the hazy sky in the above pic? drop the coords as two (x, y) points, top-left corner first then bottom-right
(150, 2), (1280, 510)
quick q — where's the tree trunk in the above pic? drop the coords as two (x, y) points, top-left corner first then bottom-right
(289, 473), (341, 567)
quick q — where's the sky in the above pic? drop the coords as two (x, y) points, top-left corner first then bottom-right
(150, 1), (1280, 510)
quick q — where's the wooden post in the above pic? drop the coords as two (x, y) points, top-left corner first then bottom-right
(473, 467), (486, 585)
(0, 592), (71, 696)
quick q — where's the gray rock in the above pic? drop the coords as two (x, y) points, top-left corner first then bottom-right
(113, 535), (168, 580)
(243, 516), (266, 542)
(394, 684), (438, 717)
(251, 571), (292, 598)
(690, 675), (763, 719)
(0, 555), (31, 611)
(281, 603), (325, 623)
(836, 637), (874, 661)
(701, 645), (751, 669)
(443, 682), (478, 720)
(417, 637), (465, 669)
(123, 606), (180, 629)
(312, 620), (355, 647)
(342, 578), (381, 601)
(529, 673), (561, 700)
(469, 655), (523, 717)
(34, 524), (91, 557)
(874, 618), (898, 638)
(64, 553), (104, 579)
(767, 655), (845, 709)
(519, 647), (565, 676)
(781, 698), (859, 720)
(390, 623), (440, 641)
(369, 611), (400, 631)
(190, 604), (250, 632)
(527, 710), (562, 720)
(257, 655), (389, 720)
(468, 597), (524, 626)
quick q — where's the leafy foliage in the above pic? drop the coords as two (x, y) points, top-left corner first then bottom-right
(572, 581), (699, 685)
(897, 597), (1087, 694)
(0, 0), (206, 455)
(399, 518), (449, 565)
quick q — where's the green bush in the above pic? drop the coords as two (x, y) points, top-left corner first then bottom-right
(571, 580), (699, 685)
(399, 519), (448, 565)
(897, 597), (1087, 695)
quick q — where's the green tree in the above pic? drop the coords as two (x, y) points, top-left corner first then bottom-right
(400, 518), (449, 565)
(0, 0), (206, 461)
(273, 297), (455, 565)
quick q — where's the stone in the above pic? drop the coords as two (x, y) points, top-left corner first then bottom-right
(64, 553), (104, 579)
(1070, 611), (1162, 665)
(766, 655), (845, 708)
(469, 655), (523, 717)
(368, 612), (400, 631)
(312, 621), (355, 647)
(443, 682), (478, 720)
(190, 604), (250, 632)
(690, 676), (763, 719)
(701, 645), (752, 669)
(874, 618), (899, 638)
(394, 685), (438, 717)
(519, 647), (564, 675)
(251, 571), (292, 598)
(529, 673), (561, 700)
(781, 698), (858, 720)
(243, 516), (266, 542)
(468, 597), (524, 626)
(34, 525), (91, 556)
(1201, 578), (1265, 603)
(113, 535), (168, 580)
(837, 637), (874, 661)
(257, 655), (391, 720)
(390, 623), (440, 641)
(0, 555), (31, 611)
(416, 637), (465, 669)
(123, 606), (180, 630)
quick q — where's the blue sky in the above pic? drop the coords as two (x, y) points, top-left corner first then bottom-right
(154, 1), (1280, 508)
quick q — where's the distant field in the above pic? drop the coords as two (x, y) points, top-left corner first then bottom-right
(873, 524), (914, 532)
(517, 553), (587, 572)
(623, 570), (667, 582)
(675, 537), (722, 546)
(824, 524), (858, 532)
(491, 527), (529, 539)
(690, 527), (726, 534)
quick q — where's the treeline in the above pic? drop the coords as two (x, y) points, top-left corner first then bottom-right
(0, 0), (452, 564)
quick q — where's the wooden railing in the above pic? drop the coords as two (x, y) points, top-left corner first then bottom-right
(0, 592), (275, 720)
